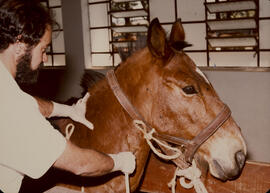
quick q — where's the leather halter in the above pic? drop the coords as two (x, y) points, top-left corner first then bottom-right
(106, 69), (231, 164)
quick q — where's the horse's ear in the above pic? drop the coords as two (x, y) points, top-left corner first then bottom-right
(170, 19), (185, 42)
(169, 19), (192, 51)
(147, 18), (168, 58)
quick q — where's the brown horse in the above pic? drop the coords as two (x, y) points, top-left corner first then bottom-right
(48, 18), (247, 193)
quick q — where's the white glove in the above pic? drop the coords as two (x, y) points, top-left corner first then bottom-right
(109, 152), (136, 174)
(49, 93), (94, 130)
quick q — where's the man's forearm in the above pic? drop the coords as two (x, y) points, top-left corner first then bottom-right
(53, 141), (136, 176)
(53, 141), (114, 176)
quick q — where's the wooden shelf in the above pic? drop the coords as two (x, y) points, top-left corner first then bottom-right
(112, 17), (148, 26)
(110, 41), (137, 47)
(205, 0), (256, 13)
(207, 18), (256, 31)
(208, 36), (257, 48)
(112, 0), (144, 2)
(109, 9), (148, 18)
(140, 154), (270, 193)
(111, 25), (148, 32)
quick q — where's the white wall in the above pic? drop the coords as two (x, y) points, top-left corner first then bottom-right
(204, 70), (270, 162)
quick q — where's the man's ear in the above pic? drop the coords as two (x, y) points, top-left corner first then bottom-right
(14, 41), (26, 58)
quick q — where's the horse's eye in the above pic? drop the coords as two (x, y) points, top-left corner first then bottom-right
(182, 86), (197, 95)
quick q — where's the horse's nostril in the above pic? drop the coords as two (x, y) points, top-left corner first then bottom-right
(212, 151), (246, 181)
(235, 150), (246, 169)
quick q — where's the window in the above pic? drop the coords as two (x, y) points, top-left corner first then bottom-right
(87, 0), (270, 70)
(41, 0), (66, 67)
(88, 0), (149, 68)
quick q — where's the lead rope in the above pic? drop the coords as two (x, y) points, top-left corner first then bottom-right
(65, 123), (75, 140)
(64, 123), (85, 192)
(133, 120), (181, 160)
(125, 173), (130, 193)
(168, 160), (208, 193)
(133, 120), (208, 193)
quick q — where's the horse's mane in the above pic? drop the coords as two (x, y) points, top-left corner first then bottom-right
(80, 70), (105, 92)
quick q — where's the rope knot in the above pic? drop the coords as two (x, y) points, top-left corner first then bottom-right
(144, 128), (155, 140)
(179, 160), (201, 180)
(133, 120), (181, 160)
(168, 160), (208, 193)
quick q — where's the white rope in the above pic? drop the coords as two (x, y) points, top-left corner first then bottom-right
(125, 173), (130, 193)
(65, 123), (75, 140)
(64, 123), (85, 193)
(168, 160), (208, 193)
(133, 120), (208, 193)
(133, 120), (181, 160)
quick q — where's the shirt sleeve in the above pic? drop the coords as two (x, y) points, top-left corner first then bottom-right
(0, 83), (67, 179)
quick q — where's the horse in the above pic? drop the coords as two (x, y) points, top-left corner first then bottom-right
(24, 18), (247, 193)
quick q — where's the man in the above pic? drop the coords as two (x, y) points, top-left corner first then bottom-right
(0, 0), (135, 192)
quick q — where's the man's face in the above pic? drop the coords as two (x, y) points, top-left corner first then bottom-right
(15, 26), (52, 84)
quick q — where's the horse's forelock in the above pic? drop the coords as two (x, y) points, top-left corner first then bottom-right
(170, 41), (192, 52)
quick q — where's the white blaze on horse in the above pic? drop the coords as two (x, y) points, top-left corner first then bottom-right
(51, 18), (247, 193)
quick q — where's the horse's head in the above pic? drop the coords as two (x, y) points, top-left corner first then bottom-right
(117, 18), (247, 181)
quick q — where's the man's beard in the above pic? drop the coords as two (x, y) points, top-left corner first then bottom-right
(15, 50), (40, 85)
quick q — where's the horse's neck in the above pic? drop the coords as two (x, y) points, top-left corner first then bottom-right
(86, 49), (153, 148)
(89, 77), (142, 125)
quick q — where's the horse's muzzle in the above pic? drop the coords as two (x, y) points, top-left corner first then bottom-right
(213, 150), (246, 181)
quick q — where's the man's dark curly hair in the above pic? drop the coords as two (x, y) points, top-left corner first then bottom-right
(0, 0), (54, 52)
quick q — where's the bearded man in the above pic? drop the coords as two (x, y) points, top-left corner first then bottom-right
(0, 0), (135, 192)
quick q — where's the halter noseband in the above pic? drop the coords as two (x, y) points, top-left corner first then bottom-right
(106, 69), (231, 164)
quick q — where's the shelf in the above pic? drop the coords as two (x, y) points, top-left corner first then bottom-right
(112, 0), (144, 2)
(205, 0), (256, 13)
(112, 17), (148, 26)
(208, 37), (257, 48)
(111, 25), (148, 32)
(110, 41), (137, 47)
(207, 18), (256, 31)
(109, 9), (148, 18)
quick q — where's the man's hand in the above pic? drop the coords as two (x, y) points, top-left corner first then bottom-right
(109, 152), (136, 174)
(70, 93), (93, 129)
(49, 93), (94, 130)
